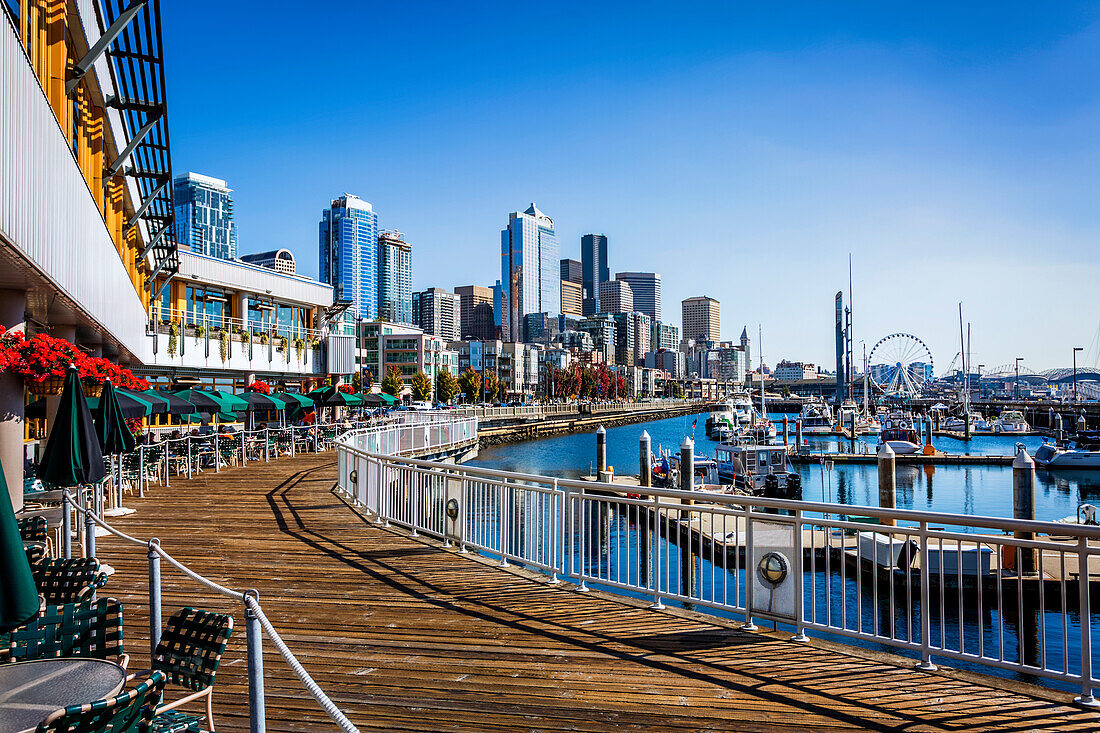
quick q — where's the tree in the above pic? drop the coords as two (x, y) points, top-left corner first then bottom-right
(351, 370), (362, 392)
(458, 367), (480, 403)
(597, 363), (611, 399)
(484, 371), (500, 403)
(616, 373), (628, 400)
(436, 369), (459, 404)
(580, 366), (597, 399)
(411, 370), (432, 401)
(381, 365), (403, 396)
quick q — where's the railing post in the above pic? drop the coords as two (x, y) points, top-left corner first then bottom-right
(242, 430), (247, 464)
(187, 438), (192, 479)
(61, 490), (72, 559)
(148, 539), (162, 661)
(743, 506), (757, 631)
(917, 520), (937, 671)
(84, 497), (96, 560)
(138, 445), (145, 498)
(214, 432), (221, 473)
(245, 591), (266, 733)
(649, 494), (663, 609)
(1077, 536), (1097, 706)
(791, 509), (808, 642)
(265, 428), (270, 462)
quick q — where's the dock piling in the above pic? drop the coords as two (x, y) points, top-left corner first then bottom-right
(639, 431), (651, 488)
(1013, 449), (1037, 576)
(596, 425), (608, 481)
(877, 442), (896, 526)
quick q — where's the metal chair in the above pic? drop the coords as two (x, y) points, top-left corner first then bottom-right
(32, 558), (110, 605)
(131, 607), (234, 733)
(35, 670), (165, 733)
(19, 514), (49, 544)
(24, 541), (48, 565)
(5, 598), (129, 670)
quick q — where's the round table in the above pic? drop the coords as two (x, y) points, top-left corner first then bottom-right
(0, 658), (125, 733)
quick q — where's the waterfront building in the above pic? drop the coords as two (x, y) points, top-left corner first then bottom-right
(560, 279), (583, 316)
(455, 285), (496, 340)
(578, 314), (616, 364)
(413, 288), (461, 342)
(774, 360), (818, 380)
(651, 321), (680, 351)
(644, 349), (686, 379)
(240, 249), (296, 275)
(358, 321), (456, 396)
(598, 279), (633, 315)
(581, 234), (609, 316)
(377, 230), (412, 324)
(613, 311), (651, 366)
(681, 296), (720, 343)
(615, 272), (661, 321)
(319, 194), (379, 318)
(560, 258), (582, 284)
(501, 203), (560, 341)
(451, 340), (539, 399)
(173, 172), (237, 260)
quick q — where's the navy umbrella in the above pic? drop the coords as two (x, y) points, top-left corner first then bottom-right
(39, 365), (106, 487)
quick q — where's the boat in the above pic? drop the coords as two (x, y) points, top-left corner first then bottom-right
(943, 410), (984, 433)
(797, 399), (834, 434)
(878, 427), (921, 454)
(835, 399), (861, 434)
(1035, 432), (1100, 469)
(714, 442), (801, 497)
(987, 409), (1029, 434)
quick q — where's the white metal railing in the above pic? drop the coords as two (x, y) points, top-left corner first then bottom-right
(448, 398), (704, 421)
(336, 418), (1100, 704)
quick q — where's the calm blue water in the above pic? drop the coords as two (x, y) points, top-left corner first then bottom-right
(471, 413), (1100, 523)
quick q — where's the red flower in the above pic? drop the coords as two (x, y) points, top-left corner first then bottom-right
(247, 379), (272, 394)
(337, 384), (354, 394)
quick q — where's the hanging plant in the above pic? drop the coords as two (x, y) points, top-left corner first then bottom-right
(195, 323), (206, 338)
(167, 322), (179, 357)
(239, 329), (249, 344)
(294, 337), (305, 361)
(279, 336), (289, 352)
(259, 333), (269, 345)
(219, 330), (230, 362)
(246, 379), (271, 394)
(310, 337), (322, 349)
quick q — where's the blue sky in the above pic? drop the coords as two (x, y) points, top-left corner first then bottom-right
(162, 2), (1100, 372)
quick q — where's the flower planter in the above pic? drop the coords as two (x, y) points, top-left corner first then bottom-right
(28, 375), (65, 396)
(83, 383), (103, 398)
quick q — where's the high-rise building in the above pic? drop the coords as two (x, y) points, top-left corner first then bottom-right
(598, 279), (633, 314)
(613, 311), (651, 366)
(651, 321), (680, 351)
(319, 194), (379, 318)
(455, 285), (496, 340)
(377, 230), (412, 324)
(492, 279), (507, 339)
(413, 287), (461, 342)
(578, 314), (616, 364)
(581, 234), (609, 316)
(560, 279), (582, 316)
(615, 272), (661, 321)
(681, 296), (720, 343)
(560, 258), (582, 284)
(501, 203), (560, 341)
(240, 249), (296, 275)
(173, 172), (237, 260)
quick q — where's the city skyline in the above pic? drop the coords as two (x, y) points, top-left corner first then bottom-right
(162, 2), (1100, 371)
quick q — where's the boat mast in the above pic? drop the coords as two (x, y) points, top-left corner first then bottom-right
(958, 303), (968, 416)
(758, 324), (765, 420)
(863, 343), (869, 416)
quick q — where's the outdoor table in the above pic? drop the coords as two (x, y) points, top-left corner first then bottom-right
(0, 657), (125, 733)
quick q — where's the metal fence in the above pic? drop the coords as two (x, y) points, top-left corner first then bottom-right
(449, 398), (704, 421)
(336, 423), (1100, 704)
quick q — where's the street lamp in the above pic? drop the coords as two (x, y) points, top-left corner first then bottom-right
(1015, 357), (1023, 400)
(1074, 347), (1083, 403)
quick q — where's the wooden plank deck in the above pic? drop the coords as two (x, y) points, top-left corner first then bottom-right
(94, 453), (1100, 732)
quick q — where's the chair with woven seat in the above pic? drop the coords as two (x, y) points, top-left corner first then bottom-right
(19, 514), (49, 544)
(24, 541), (47, 565)
(35, 670), (165, 733)
(128, 607), (233, 733)
(4, 598), (129, 670)
(32, 557), (109, 604)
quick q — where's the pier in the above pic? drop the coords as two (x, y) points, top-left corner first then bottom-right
(95, 452), (1099, 731)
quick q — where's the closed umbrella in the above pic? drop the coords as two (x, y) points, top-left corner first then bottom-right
(39, 365), (106, 488)
(0, 465), (39, 633)
(94, 380), (135, 517)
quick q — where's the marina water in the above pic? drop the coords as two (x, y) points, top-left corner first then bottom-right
(468, 413), (1100, 690)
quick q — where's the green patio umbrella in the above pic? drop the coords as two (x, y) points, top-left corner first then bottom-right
(94, 380), (136, 455)
(0, 466), (38, 632)
(172, 389), (248, 414)
(87, 388), (156, 419)
(309, 386), (364, 406)
(276, 392), (313, 408)
(39, 366), (107, 487)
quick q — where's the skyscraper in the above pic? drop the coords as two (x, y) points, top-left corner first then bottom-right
(681, 296), (720, 343)
(581, 234), (608, 316)
(173, 172), (237, 260)
(455, 285), (496, 340)
(501, 203), (560, 341)
(598, 279), (633, 314)
(413, 288), (461, 341)
(377, 230), (412, 324)
(319, 194), (378, 318)
(560, 279), (582, 316)
(560, 258), (582, 284)
(615, 272), (661, 321)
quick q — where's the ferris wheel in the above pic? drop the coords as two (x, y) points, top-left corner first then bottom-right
(867, 333), (934, 399)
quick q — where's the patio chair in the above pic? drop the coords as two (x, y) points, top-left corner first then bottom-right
(25, 541), (47, 565)
(34, 670), (165, 733)
(5, 598), (128, 670)
(19, 514), (48, 544)
(32, 557), (109, 604)
(127, 607), (233, 733)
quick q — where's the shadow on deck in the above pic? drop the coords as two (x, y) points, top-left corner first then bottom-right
(95, 453), (1100, 732)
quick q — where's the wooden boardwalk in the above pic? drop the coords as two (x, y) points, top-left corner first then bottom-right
(95, 453), (1100, 732)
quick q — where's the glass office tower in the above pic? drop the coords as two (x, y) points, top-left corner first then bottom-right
(173, 172), (237, 260)
(319, 194), (379, 318)
(581, 233), (609, 316)
(500, 203), (560, 341)
(377, 230), (413, 324)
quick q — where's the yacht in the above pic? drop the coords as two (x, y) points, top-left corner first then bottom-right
(1035, 432), (1100, 469)
(878, 427), (922, 455)
(835, 400), (861, 434)
(705, 401), (736, 439)
(987, 409), (1029, 434)
(714, 442), (800, 497)
(797, 399), (834, 434)
(729, 390), (756, 427)
(943, 410), (984, 433)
